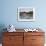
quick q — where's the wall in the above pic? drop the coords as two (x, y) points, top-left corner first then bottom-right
(0, 0), (46, 29)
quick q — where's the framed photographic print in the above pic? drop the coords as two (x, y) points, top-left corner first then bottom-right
(18, 7), (35, 21)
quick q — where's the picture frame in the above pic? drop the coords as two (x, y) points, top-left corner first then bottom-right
(17, 7), (35, 21)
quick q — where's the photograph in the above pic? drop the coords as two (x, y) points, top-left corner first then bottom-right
(18, 7), (35, 21)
